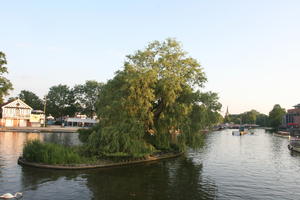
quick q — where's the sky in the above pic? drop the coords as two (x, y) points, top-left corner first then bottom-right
(1, 0), (300, 115)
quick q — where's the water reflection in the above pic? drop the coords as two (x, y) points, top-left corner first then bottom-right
(85, 157), (216, 200)
(43, 132), (75, 146)
(0, 131), (79, 196)
(2, 130), (300, 199)
(21, 166), (82, 191)
(0, 131), (216, 200)
(20, 166), (91, 200)
(19, 157), (217, 200)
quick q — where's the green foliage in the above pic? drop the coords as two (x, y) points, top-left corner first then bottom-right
(74, 80), (103, 117)
(256, 113), (269, 127)
(7, 97), (17, 102)
(78, 124), (100, 143)
(269, 104), (286, 129)
(23, 140), (85, 164)
(44, 81), (102, 118)
(242, 110), (258, 124)
(0, 52), (13, 104)
(46, 84), (78, 118)
(84, 119), (156, 158)
(225, 109), (269, 127)
(19, 90), (44, 110)
(82, 39), (221, 158)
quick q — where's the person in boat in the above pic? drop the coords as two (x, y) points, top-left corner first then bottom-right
(239, 126), (245, 135)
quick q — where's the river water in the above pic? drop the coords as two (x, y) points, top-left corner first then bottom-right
(0, 129), (300, 200)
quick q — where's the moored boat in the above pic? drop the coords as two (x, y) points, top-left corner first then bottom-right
(274, 131), (290, 138)
(288, 129), (300, 152)
(232, 126), (248, 136)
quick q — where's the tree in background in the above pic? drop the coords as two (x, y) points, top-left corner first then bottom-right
(242, 110), (259, 124)
(191, 91), (222, 130)
(81, 39), (222, 158)
(256, 113), (269, 127)
(74, 80), (103, 118)
(224, 115), (231, 123)
(0, 52), (13, 104)
(46, 84), (78, 118)
(18, 90), (44, 110)
(7, 97), (17, 102)
(269, 104), (286, 130)
(224, 109), (269, 127)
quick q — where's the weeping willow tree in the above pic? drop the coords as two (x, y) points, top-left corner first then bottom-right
(0, 52), (13, 104)
(81, 39), (222, 158)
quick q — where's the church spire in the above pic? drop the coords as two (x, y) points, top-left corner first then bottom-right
(225, 106), (229, 117)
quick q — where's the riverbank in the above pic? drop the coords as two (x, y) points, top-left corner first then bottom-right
(0, 126), (79, 133)
(18, 152), (183, 170)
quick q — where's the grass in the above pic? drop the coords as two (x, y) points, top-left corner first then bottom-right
(22, 140), (87, 165)
(22, 140), (175, 165)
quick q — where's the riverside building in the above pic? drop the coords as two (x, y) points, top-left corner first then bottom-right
(283, 104), (300, 128)
(0, 99), (32, 127)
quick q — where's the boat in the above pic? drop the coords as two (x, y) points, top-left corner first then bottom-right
(232, 126), (248, 136)
(274, 131), (290, 138)
(288, 129), (300, 152)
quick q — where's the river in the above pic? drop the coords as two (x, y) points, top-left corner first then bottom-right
(0, 129), (300, 200)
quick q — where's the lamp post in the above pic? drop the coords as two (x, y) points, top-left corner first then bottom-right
(43, 95), (47, 127)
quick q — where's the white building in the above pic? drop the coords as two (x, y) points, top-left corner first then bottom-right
(0, 99), (33, 127)
(64, 117), (97, 127)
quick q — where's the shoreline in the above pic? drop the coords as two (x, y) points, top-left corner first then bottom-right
(18, 152), (183, 170)
(0, 126), (79, 133)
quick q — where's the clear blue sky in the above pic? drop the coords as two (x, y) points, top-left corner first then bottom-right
(1, 0), (300, 114)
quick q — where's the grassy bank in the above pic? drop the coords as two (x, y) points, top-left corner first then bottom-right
(23, 140), (88, 164)
(22, 140), (155, 165)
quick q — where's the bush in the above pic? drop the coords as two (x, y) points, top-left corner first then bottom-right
(23, 140), (85, 164)
(78, 126), (97, 143)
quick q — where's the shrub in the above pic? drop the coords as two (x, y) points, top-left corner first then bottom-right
(78, 125), (98, 143)
(23, 140), (85, 164)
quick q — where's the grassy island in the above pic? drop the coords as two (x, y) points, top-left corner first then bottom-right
(22, 39), (222, 166)
(23, 140), (87, 164)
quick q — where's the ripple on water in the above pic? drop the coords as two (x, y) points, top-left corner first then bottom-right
(1, 130), (300, 199)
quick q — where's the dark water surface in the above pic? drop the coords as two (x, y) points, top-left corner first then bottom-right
(1, 129), (300, 200)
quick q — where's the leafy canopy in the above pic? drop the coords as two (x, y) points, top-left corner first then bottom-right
(82, 39), (221, 157)
(46, 84), (78, 118)
(269, 104), (286, 129)
(0, 52), (13, 104)
(73, 80), (103, 118)
(19, 90), (44, 110)
(224, 109), (269, 127)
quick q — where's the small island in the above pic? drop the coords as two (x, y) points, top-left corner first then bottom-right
(19, 39), (222, 169)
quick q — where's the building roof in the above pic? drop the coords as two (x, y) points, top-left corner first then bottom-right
(46, 115), (55, 120)
(0, 100), (14, 108)
(1, 99), (32, 110)
(294, 104), (300, 108)
(65, 117), (97, 123)
(32, 110), (44, 114)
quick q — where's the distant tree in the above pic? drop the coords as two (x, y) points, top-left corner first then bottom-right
(74, 80), (103, 118)
(226, 110), (269, 126)
(7, 97), (17, 102)
(46, 84), (78, 118)
(269, 104), (286, 130)
(224, 115), (231, 123)
(226, 114), (241, 124)
(0, 52), (13, 104)
(18, 90), (44, 110)
(242, 110), (259, 124)
(256, 113), (269, 127)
